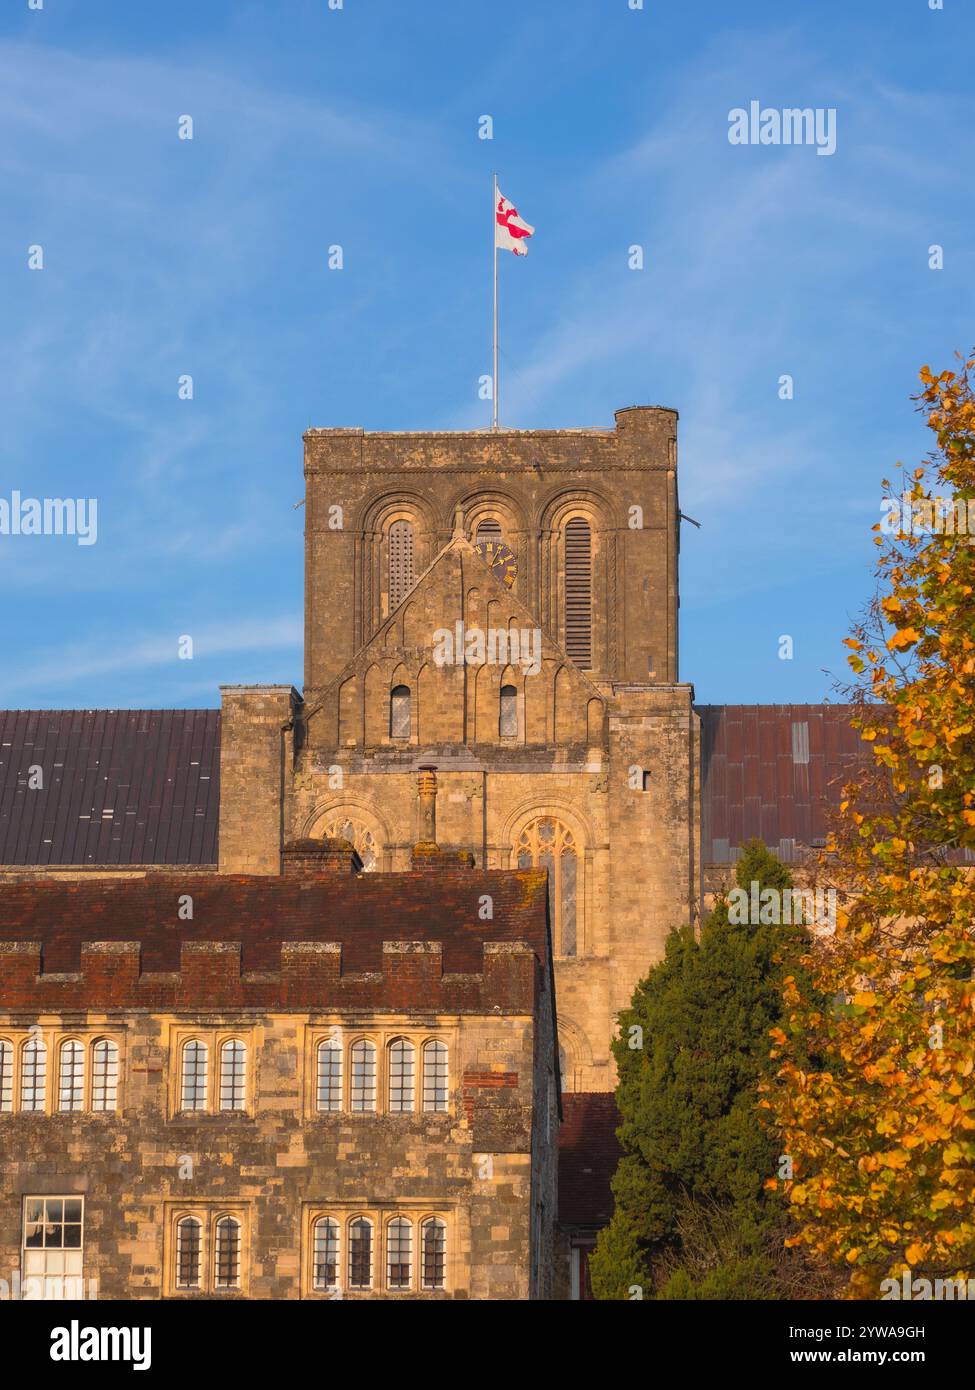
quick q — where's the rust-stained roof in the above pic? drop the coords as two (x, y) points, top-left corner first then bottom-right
(698, 704), (870, 865)
(558, 1092), (621, 1228)
(0, 710), (220, 866)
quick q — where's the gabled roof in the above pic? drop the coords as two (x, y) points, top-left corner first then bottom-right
(314, 531), (605, 709)
(0, 709), (219, 866)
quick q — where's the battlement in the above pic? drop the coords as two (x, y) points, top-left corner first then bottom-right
(0, 937), (538, 1014)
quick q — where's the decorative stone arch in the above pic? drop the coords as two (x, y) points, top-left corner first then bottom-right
(302, 798), (392, 872)
(448, 488), (530, 598)
(354, 490), (438, 643)
(556, 1014), (595, 1094)
(538, 487), (618, 677)
(499, 798), (596, 958)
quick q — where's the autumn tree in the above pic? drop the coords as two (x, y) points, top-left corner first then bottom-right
(764, 357), (975, 1296)
(590, 841), (811, 1300)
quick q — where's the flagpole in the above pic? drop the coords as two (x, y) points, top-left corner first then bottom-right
(492, 171), (499, 430)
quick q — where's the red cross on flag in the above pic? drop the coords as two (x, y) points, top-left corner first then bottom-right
(495, 189), (535, 256)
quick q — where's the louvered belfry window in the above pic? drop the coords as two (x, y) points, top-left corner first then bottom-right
(563, 517), (593, 667)
(388, 520), (416, 611)
(475, 518), (503, 544)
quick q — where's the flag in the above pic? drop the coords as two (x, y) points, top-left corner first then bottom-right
(495, 190), (535, 256)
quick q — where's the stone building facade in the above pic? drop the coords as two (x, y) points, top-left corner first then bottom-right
(219, 408), (701, 1092)
(0, 844), (560, 1300)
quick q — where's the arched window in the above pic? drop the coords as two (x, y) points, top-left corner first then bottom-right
(422, 1041), (448, 1113)
(517, 817), (579, 957)
(317, 1037), (342, 1112)
(320, 816), (379, 872)
(390, 685), (411, 739)
(348, 1218), (373, 1289)
(180, 1040), (208, 1112)
(219, 1040), (246, 1112)
(175, 1216), (202, 1289)
(313, 1217), (340, 1291)
(214, 1216), (241, 1289)
(350, 1040), (376, 1112)
(563, 517), (593, 667)
(58, 1040), (84, 1113)
(388, 1039), (415, 1113)
(475, 518), (503, 545)
(91, 1039), (119, 1112)
(421, 1217), (446, 1290)
(0, 1040), (12, 1112)
(499, 684), (518, 738)
(388, 520), (416, 611)
(387, 1216), (413, 1290)
(20, 1037), (46, 1112)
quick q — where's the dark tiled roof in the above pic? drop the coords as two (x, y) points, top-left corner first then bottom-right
(698, 704), (869, 865)
(0, 869), (550, 976)
(558, 1092), (621, 1228)
(0, 710), (220, 865)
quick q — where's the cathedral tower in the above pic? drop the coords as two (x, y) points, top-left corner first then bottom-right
(220, 408), (701, 1090)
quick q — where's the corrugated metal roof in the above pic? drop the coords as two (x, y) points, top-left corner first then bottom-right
(0, 710), (220, 865)
(698, 704), (868, 865)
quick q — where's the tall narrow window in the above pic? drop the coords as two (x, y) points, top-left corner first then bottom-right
(23, 1197), (83, 1300)
(21, 1037), (46, 1112)
(175, 1216), (202, 1290)
(350, 1040), (376, 1112)
(422, 1041), (448, 1113)
(317, 1038), (342, 1112)
(388, 1039), (415, 1113)
(58, 1040), (84, 1113)
(180, 1041), (208, 1112)
(390, 685), (411, 739)
(0, 1040), (13, 1112)
(214, 1217), (241, 1290)
(219, 1040), (246, 1112)
(313, 1218), (340, 1291)
(499, 684), (518, 738)
(517, 817), (579, 958)
(387, 1217), (413, 1290)
(348, 1218), (372, 1289)
(421, 1217), (446, 1290)
(388, 520), (416, 611)
(564, 517), (593, 667)
(91, 1040), (119, 1112)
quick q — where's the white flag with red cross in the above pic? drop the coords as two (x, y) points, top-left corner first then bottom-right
(495, 189), (535, 256)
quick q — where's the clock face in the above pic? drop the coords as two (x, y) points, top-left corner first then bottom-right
(473, 539), (517, 588)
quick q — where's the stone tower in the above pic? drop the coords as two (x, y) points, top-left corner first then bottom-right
(219, 408), (702, 1091)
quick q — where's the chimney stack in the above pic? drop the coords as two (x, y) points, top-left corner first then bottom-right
(282, 837), (362, 876)
(411, 767), (475, 870)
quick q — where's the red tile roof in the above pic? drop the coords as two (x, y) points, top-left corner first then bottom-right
(0, 868), (549, 976)
(0, 710), (219, 866)
(558, 1092), (621, 1228)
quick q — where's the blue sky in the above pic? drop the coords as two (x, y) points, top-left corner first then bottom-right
(0, 0), (972, 709)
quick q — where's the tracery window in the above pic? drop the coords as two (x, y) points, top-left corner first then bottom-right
(320, 816), (378, 872)
(516, 817), (579, 957)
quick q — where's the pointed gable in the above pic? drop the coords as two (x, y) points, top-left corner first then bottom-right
(308, 538), (606, 750)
